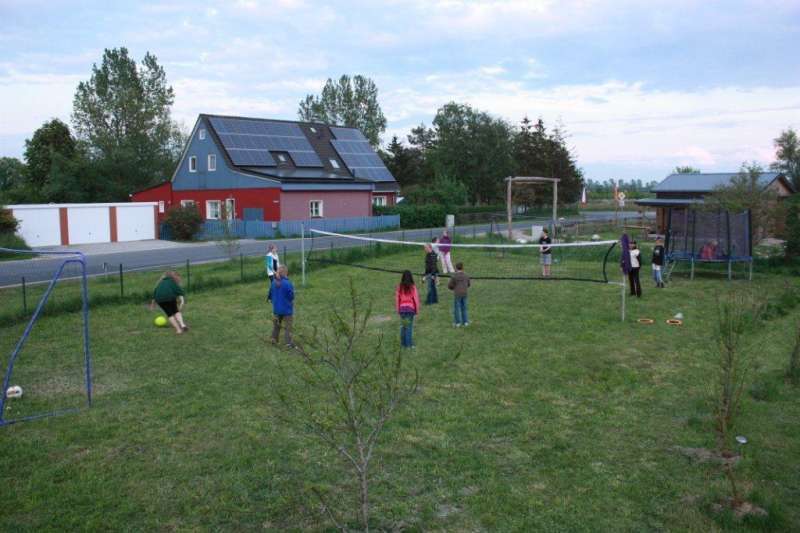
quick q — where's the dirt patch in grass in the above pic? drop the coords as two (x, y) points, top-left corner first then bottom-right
(711, 498), (769, 519)
(672, 446), (741, 466)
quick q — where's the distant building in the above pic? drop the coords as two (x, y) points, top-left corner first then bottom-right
(132, 114), (399, 222)
(636, 171), (794, 233)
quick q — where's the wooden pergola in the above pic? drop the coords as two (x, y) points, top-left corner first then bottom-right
(505, 176), (560, 240)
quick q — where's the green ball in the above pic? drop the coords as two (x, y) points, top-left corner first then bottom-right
(154, 315), (168, 327)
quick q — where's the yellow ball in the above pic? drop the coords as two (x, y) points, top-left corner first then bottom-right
(154, 315), (168, 327)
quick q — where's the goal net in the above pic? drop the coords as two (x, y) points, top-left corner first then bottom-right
(1, 249), (92, 427)
(306, 230), (619, 283)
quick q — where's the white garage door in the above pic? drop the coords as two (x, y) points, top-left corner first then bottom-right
(117, 205), (155, 241)
(12, 208), (61, 247)
(68, 206), (110, 244)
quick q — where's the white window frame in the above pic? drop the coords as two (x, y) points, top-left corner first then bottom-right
(224, 198), (235, 220)
(373, 195), (387, 207)
(206, 200), (222, 220)
(208, 154), (216, 171)
(329, 158), (340, 169)
(199, 129), (206, 140)
(309, 200), (323, 218)
(189, 156), (197, 173)
(180, 199), (196, 208)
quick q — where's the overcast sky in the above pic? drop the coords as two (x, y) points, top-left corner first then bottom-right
(1, 0), (799, 181)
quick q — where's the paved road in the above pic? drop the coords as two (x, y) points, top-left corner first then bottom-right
(0, 211), (649, 287)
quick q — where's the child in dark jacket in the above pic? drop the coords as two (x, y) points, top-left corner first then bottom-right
(268, 265), (295, 347)
(424, 243), (439, 304)
(447, 262), (471, 326)
(395, 270), (420, 348)
(651, 237), (665, 288)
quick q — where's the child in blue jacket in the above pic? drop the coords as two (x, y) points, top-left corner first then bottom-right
(268, 265), (294, 347)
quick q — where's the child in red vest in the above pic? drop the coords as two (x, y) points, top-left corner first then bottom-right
(395, 270), (420, 348)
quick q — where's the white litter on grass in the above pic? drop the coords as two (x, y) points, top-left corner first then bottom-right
(5, 386), (23, 399)
(674, 312), (684, 320)
(591, 234), (601, 241)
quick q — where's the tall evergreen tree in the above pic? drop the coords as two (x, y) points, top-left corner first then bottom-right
(771, 127), (800, 189)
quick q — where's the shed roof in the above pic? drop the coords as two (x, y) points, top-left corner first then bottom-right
(653, 172), (784, 193)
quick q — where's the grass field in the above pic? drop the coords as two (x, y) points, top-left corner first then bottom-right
(1, 246), (799, 531)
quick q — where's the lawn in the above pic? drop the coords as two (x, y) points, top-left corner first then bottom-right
(1, 246), (799, 531)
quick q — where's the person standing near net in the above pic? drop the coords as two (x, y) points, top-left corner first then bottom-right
(150, 271), (189, 334)
(438, 230), (455, 273)
(448, 262), (471, 327)
(424, 243), (439, 304)
(265, 244), (280, 301)
(539, 228), (553, 277)
(651, 237), (665, 288)
(628, 240), (643, 297)
(268, 265), (295, 347)
(395, 270), (420, 348)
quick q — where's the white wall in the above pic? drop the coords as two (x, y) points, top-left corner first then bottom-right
(117, 205), (155, 241)
(11, 206), (60, 247)
(68, 206), (110, 244)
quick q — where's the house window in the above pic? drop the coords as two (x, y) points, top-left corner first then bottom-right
(158, 201), (165, 213)
(199, 129), (206, 140)
(208, 154), (216, 171)
(329, 159), (340, 169)
(189, 156), (197, 172)
(180, 199), (196, 208)
(373, 195), (387, 207)
(310, 126), (317, 133)
(206, 200), (221, 220)
(277, 153), (287, 163)
(309, 200), (323, 218)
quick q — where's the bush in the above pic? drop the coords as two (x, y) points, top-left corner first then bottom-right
(0, 207), (19, 234)
(784, 195), (800, 260)
(164, 205), (204, 241)
(0, 232), (31, 258)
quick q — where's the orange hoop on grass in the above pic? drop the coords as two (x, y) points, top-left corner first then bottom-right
(637, 318), (655, 324)
(666, 319), (683, 326)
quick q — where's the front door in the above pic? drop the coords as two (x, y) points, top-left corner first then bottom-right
(225, 198), (236, 220)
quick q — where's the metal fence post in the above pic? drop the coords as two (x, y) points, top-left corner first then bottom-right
(300, 222), (306, 286)
(240, 253), (244, 281)
(21, 276), (27, 314)
(119, 263), (124, 298)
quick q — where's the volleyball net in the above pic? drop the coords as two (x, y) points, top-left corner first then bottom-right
(306, 229), (619, 283)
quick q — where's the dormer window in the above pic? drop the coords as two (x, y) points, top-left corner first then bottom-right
(276, 154), (287, 163)
(309, 126), (317, 134)
(199, 129), (206, 140)
(329, 159), (340, 169)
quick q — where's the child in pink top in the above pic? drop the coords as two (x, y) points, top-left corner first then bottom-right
(395, 270), (420, 348)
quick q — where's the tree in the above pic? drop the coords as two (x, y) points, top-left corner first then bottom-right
(298, 75), (387, 147)
(512, 117), (583, 209)
(424, 102), (515, 204)
(0, 157), (26, 196)
(675, 166), (701, 174)
(276, 281), (418, 530)
(72, 47), (184, 200)
(380, 136), (430, 190)
(23, 118), (76, 191)
(770, 127), (800, 190)
(706, 162), (783, 241)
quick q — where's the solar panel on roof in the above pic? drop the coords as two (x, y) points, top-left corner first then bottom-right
(330, 127), (367, 141)
(330, 138), (394, 182)
(208, 116), (323, 168)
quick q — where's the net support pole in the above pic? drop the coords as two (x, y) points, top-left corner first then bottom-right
(552, 180), (558, 240)
(507, 177), (513, 241)
(301, 222), (306, 287)
(621, 273), (626, 322)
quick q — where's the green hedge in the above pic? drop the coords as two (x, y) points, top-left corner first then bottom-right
(0, 233), (32, 259)
(374, 204), (449, 229)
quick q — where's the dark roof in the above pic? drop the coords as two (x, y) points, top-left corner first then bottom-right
(200, 114), (397, 189)
(635, 198), (704, 207)
(653, 172), (787, 193)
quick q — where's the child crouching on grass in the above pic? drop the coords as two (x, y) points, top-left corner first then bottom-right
(395, 270), (419, 348)
(448, 262), (471, 327)
(268, 265), (295, 347)
(150, 271), (189, 334)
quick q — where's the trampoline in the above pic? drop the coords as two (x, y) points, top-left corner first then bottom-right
(664, 208), (753, 281)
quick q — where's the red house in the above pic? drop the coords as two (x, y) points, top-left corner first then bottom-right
(132, 114), (399, 223)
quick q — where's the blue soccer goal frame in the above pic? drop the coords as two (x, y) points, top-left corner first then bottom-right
(0, 249), (93, 427)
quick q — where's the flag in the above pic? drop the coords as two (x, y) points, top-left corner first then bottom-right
(581, 186), (587, 205)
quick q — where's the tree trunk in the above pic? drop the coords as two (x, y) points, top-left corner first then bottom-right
(359, 467), (370, 532)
